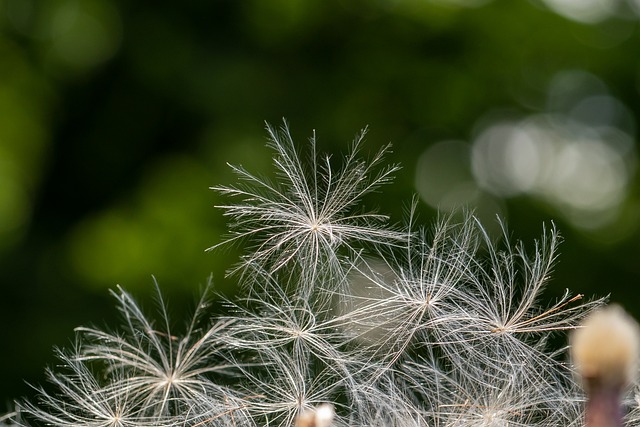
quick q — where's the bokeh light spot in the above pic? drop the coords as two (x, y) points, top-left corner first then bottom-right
(415, 140), (480, 210)
(471, 113), (635, 230)
(471, 122), (553, 197)
(547, 136), (628, 212)
(45, 0), (121, 70)
(539, 0), (616, 23)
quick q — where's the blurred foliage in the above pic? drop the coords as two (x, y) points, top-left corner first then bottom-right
(1, 0), (640, 409)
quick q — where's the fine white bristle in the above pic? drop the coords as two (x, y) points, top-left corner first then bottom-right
(571, 304), (640, 389)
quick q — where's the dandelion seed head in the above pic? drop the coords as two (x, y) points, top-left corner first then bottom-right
(571, 304), (640, 389)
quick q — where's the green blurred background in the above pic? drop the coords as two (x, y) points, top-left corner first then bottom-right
(2, 0), (640, 409)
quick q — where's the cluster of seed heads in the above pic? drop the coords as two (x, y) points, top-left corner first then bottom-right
(3, 121), (639, 427)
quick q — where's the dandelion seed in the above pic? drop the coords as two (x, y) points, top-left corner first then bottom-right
(343, 216), (475, 364)
(209, 119), (405, 296)
(22, 350), (164, 427)
(221, 276), (358, 374)
(468, 220), (596, 336)
(74, 281), (240, 419)
(238, 349), (343, 427)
